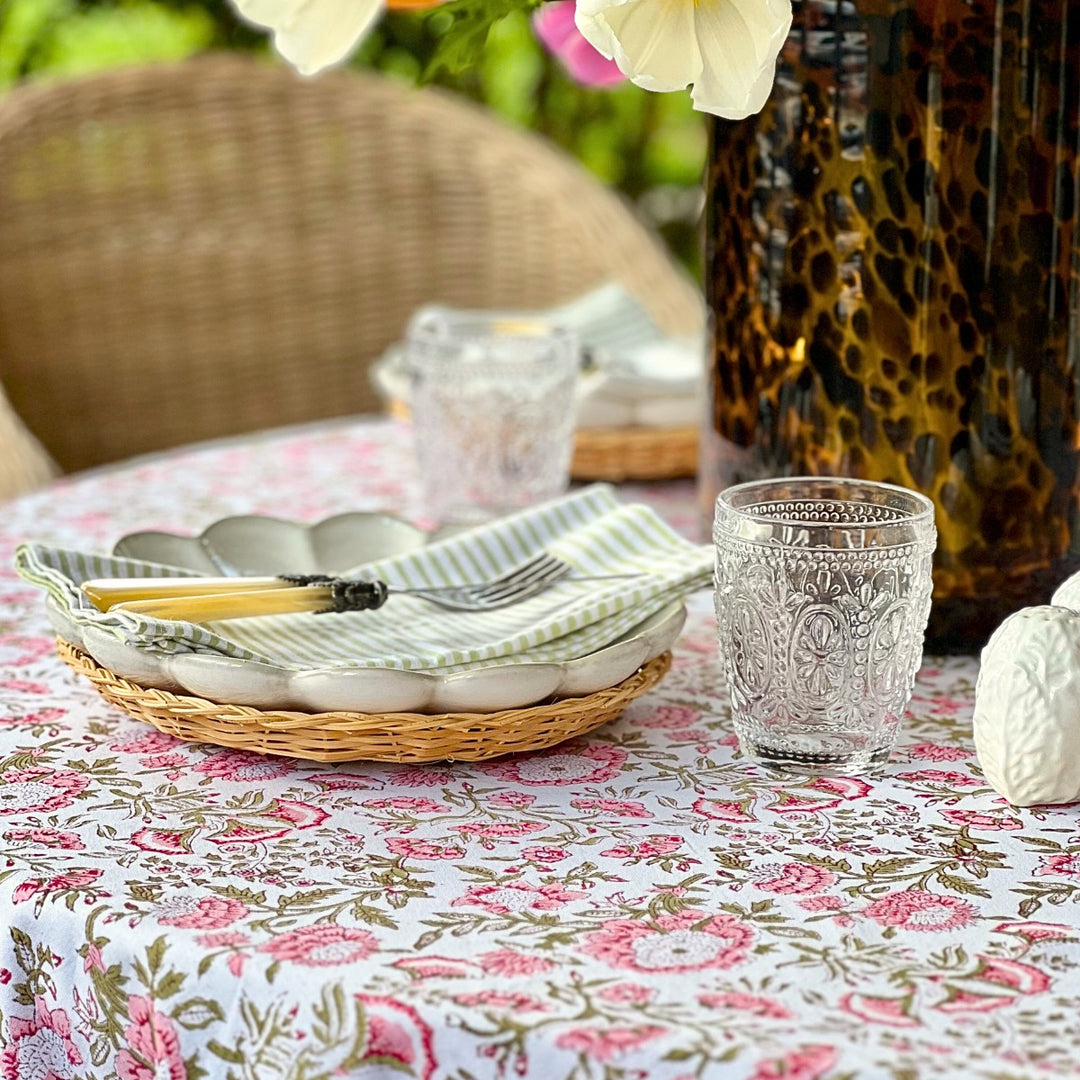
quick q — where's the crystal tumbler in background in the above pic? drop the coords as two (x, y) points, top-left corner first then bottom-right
(405, 310), (580, 525)
(714, 477), (937, 776)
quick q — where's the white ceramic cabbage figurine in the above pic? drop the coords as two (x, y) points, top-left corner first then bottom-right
(974, 600), (1080, 806)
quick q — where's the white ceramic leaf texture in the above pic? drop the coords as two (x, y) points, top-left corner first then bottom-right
(1051, 568), (1080, 611)
(973, 605), (1080, 806)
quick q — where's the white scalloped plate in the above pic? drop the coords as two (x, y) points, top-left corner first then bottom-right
(46, 513), (685, 714)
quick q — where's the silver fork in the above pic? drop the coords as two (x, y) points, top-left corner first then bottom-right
(81, 552), (637, 623)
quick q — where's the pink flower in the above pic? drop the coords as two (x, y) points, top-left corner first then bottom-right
(131, 828), (193, 855)
(1033, 854), (1080, 880)
(602, 835), (683, 860)
(933, 990), (1012, 1014)
(487, 791), (536, 809)
(531, 1), (626, 87)
(387, 767), (455, 787)
(385, 838), (465, 860)
(1, 997), (82, 1080)
(941, 809), (1023, 830)
(752, 862), (837, 895)
(930, 696), (968, 715)
(748, 1044), (837, 1080)
(453, 821), (547, 839)
(993, 920), (1075, 945)
(597, 983), (655, 1006)
(692, 798), (754, 822)
(12, 879), (43, 905)
(797, 894), (845, 912)
(3, 827), (83, 849)
(635, 704), (700, 729)
(839, 991), (918, 1027)
(196, 931), (250, 948)
(13, 868), (103, 904)
(363, 797), (450, 814)
(522, 845), (569, 863)
(453, 991), (548, 1011)
(49, 869), (101, 890)
(484, 743), (627, 786)
(698, 991), (792, 1019)
(908, 743), (972, 762)
(309, 772), (372, 790)
(111, 731), (178, 754)
(971, 955), (1050, 996)
(452, 881), (585, 915)
(116, 996), (185, 1080)
(0, 633), (56, 667)
(476, 950), (555, 977)
(896, 770), (981, 786)
(865, 890), (975, 932)
(195, 750), (295, 782)
(355, 996), (436, 1080)
(581, 910), (754, 973)
(571, 797), (653, 819)
(140, 753), (187, 771)
(268, 799), (329, 829)
(0, 766), (88, 815)
(393, 955), (474, 980)
(0, 679), (48, 694)
(259, 925), (378, 966)
(769, 775), (873, 814)
(3, 707), (66, 730)
(156, 895), (248, 929)
(83, 943), (106, 972)
(554, 1025), (667, 1062)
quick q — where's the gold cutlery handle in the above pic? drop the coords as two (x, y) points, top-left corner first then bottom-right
(112, 587), (333, 622)
(82, 576), (287, 611)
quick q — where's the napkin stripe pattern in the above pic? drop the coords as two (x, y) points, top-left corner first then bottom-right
(16, 486), (711, 675)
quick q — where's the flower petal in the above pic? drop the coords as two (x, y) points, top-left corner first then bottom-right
(536, 1), (627, 87)
(576, 0), (703, 93)
(690, 0), (792, 118)
(228, 0), (384, 76)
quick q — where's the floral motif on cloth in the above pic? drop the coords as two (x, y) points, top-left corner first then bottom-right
(0, 418), (1077, 1079)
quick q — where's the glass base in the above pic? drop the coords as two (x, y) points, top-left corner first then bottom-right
(739, 737), (892, 778)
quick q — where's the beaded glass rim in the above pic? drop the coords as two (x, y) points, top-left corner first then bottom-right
(716, 476), (936, 533)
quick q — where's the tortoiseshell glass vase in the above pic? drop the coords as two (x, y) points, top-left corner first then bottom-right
(702, 0), (1080, 652)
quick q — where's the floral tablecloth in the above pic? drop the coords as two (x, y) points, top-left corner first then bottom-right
(1, 417), (1077, 1080)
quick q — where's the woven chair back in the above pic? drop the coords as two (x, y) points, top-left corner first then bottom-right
(0, 54), (703, 476)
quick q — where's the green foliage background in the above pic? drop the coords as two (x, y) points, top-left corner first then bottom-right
(0, 0), (706, 276)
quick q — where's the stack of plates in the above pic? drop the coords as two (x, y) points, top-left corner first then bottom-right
(18, 488), (709, 761)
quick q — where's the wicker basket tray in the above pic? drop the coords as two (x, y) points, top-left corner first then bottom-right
(571, 425), (698, 482)
(58, 640), (671, 763)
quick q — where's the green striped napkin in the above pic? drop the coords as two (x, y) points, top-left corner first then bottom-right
(15, 486), (711, 674)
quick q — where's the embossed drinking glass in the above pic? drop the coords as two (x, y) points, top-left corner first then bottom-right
(714, 477), (937, 775)
(406, 310), (580, 526)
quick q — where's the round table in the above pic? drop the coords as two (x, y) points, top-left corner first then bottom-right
(0, 417), (1077, 1080)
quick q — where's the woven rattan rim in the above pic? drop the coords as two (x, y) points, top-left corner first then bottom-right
(58, 640), (672, 763)
(571, 425), (698, 482)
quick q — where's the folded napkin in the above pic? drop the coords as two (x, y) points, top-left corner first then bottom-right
(371, 284), (705, 431)
(15, 486), (712, 675)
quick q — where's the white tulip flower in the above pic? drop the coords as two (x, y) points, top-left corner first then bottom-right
(229, 0), (385, 76)
(574, 0), (793, 119)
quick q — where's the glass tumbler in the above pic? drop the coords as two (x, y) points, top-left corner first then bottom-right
(714, 477), (937, 775)
(405, 310), (580, 525)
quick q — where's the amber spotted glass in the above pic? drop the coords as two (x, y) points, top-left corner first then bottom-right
(702, 0), (1080, 652)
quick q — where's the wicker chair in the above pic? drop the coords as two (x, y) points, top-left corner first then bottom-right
(0, 54), (703, 495)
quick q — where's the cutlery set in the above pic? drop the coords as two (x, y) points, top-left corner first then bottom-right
(82, 552), (642, 623)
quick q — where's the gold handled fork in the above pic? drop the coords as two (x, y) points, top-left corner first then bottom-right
(82, 553), (639, 623)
